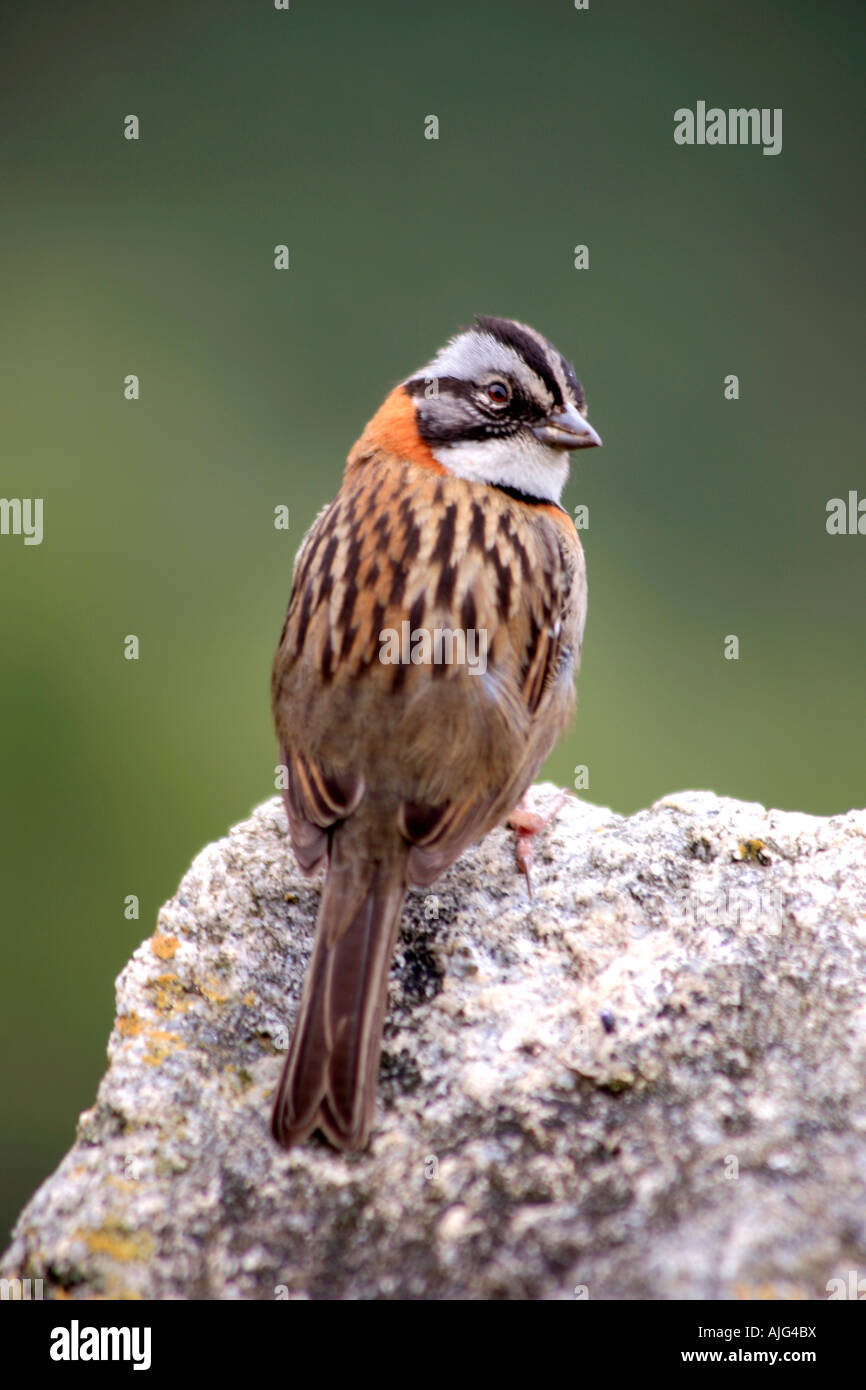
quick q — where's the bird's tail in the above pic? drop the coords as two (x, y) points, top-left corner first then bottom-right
(271, 837), (408, 1150)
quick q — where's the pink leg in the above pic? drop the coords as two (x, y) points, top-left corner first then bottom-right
(507, 790), (569, 899)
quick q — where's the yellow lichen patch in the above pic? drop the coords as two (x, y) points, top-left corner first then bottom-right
(142, 1027), (187, 1067)
(147, 972), (192, 1015)
(243, 992), (256, 1007)
(77, 1224), (155, 1264)
(733, 839), (772, 865)
(116, 1013), (143, 1038)
(150, 933), (179, 960)
(107, 1176), (141, 1195)
(200, 974), (231, 1005)
(732, 1281), (806, 1300)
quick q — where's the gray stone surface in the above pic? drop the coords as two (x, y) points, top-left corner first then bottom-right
(3, 787), (866, 1300)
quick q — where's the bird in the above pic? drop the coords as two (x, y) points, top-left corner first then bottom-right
(270, 315), (602, 1150)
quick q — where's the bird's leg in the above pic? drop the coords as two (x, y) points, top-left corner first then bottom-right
(507, 790), (569, 899)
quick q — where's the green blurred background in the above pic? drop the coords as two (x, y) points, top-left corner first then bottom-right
(1, 0), (863, 1244)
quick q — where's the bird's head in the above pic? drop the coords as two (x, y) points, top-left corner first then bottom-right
(401, 315), (602, 503)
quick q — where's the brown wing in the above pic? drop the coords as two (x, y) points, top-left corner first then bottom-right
(278, 742), (364, 874)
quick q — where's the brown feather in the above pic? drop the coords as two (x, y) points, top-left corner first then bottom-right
(271, 835), (407, 1150)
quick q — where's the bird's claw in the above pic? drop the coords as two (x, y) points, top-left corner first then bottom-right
(507, 791), (569, 899)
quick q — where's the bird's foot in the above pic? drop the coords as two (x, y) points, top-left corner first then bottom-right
(507, 790), (569, 899)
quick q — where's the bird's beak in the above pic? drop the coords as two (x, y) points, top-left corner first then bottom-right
(531, 402), (602, 450)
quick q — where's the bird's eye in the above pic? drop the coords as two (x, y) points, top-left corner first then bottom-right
(486, 380), (510, 405)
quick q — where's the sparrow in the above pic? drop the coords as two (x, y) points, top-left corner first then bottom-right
(270, 315), (602, 1150)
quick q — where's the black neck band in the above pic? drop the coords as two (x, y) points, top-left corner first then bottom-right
(494, 482), (567, 513)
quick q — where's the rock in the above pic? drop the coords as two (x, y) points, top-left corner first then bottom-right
(3, 786), (866, 1300)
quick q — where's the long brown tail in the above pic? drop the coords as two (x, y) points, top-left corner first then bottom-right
(271, 838), (408, 1150)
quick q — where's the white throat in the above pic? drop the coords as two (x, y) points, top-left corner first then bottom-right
(431, 435), (570, 504)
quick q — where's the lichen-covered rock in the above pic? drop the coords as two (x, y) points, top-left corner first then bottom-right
(3, 787), (866, 1299)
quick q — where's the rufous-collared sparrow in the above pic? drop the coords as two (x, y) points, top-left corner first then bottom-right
(271, 316), (602, 1149)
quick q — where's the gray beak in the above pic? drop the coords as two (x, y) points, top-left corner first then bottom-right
(531, 401), (602, 450)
